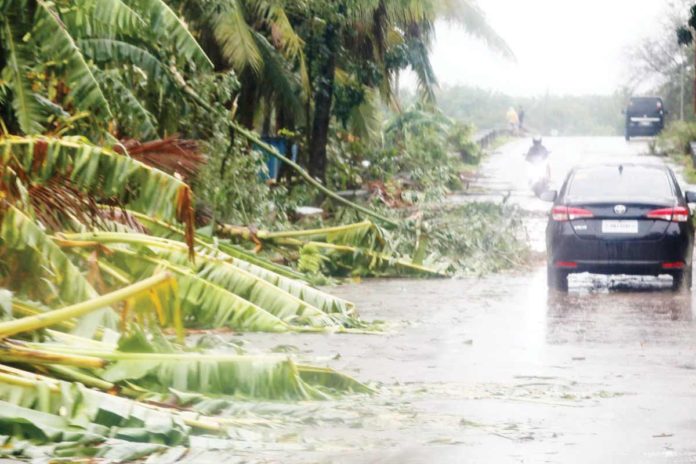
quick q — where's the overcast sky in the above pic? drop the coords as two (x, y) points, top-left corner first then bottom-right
(405, 0), (671, 96)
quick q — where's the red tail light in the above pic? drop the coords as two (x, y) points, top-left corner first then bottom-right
(662, 262), (685, 269)
(551, 206), (594, 222)
(555, 261), (578, 268)
(646, 207), (690, 223)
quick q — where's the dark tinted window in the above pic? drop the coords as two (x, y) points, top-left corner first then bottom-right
(627, 97), (662, 114)
(566, 166), (674, 203)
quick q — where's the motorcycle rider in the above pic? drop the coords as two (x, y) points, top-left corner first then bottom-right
(525, 135), (549, 162)
(525, 136), (551, 196)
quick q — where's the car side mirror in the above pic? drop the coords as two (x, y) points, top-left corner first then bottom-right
(539, 190), (557, 202)
(686, 191), (696, 203)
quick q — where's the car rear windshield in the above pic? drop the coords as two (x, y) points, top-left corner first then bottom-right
(565, 166), (674, 204)
(627, 98), (662, 113)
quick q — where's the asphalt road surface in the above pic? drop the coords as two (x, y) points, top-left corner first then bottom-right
(213, 137), (696, 464)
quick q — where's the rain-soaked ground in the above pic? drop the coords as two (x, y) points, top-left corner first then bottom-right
(209, 137), (696, 464)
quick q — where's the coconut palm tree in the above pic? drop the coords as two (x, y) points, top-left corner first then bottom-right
(175, 0), (308, 130)
(299, 0), (513, 181)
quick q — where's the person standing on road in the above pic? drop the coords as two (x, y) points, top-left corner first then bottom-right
(506, 107), (519, 134)
(518, 106), (525, 132)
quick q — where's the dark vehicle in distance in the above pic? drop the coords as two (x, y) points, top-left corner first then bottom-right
(543, 162), (696, 292)
(624, 96), (666, 140)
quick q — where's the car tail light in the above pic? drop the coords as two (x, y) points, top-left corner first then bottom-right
(646, 207), (690, 222)
(551, 206), (594, 222)
(555, 261), (578, 269)
(662, 262), (686, 270)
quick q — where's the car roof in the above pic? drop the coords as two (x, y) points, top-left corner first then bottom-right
(571, 159), (667, 171)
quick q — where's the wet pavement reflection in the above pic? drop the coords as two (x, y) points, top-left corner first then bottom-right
(233, 137), (696, 464)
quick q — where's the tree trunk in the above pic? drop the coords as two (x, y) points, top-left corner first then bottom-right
(238, 71), (259, 129)
(261, 98), (272, 137)
(308, 25), (338, 183)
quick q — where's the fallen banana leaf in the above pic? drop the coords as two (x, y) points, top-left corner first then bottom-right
(0, 206), (117, 338)
(217, 220), (442, 277)
(0, 136), (195, 253)
(122, 210), (308, 281)
(58, 232), (360, 328)
(121, 213), (358, 315)
(0, 272), (177, 340)
(14, 341), (373, 401)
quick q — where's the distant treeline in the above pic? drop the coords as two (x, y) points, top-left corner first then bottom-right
(415, 86), (627, 136)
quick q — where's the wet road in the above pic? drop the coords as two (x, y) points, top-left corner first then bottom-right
(235, 137), (696, 464)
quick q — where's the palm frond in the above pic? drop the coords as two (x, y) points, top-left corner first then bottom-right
(438, 0), (514, 58)
(253, 31), (305, 119)
(116, 137), (205, 180)
(256, 2), (305, 60)
(210, 0), (263, 73)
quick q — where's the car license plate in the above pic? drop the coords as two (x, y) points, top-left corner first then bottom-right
(602, 220), (639, 234)
(639, 121), (652, 126)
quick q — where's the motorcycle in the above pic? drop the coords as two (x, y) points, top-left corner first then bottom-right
(525, 153), (551, 197)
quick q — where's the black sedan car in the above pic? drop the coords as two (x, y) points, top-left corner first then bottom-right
(543, 162), (696, 291)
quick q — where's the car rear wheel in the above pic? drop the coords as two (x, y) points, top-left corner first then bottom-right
(672, 268), (693, 292)
(547, 266), (568, 292)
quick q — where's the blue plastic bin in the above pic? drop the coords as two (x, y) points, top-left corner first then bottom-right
(256, 137), (298, 181)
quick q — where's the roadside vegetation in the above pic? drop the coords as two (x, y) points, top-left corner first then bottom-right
(0, 0), (528, 459)
(636, 1), (696, 182)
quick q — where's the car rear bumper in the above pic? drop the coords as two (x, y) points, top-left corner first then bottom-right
(626, 121), (663, 135)
(547, 222), (693, 275)
(554, 260), (681, 276)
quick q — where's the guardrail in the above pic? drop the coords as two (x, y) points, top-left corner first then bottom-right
(475, 127), (514, 149)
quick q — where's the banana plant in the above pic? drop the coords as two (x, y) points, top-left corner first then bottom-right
(0, 0), (212, 137)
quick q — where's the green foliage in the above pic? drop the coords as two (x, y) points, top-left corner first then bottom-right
(195, 137), (277, 226)
(0, 207), (117, 338)
(0, 136), (194, 229)
(657, 120), (696, 156)
(448, 120), (482, 165)
(413, 202), (530, 275)
(656, 121), (696, 183)
(0, 0), (214, 139)
(378, 104), (465, 197)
